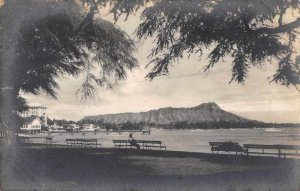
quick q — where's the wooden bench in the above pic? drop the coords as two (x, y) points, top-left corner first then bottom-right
(113, 140), (167, 150)
(45, 137), (56, 147)
(209, 142), (245, 155)
(66, 139), (77, 147)
(142, 140), (167, 150)
(19, 137), (32, 144)
(66, 138), (100, 148)
(243, 144), (300, 158)
(82, 139), (100, 148)
(113, 140), (132, 149)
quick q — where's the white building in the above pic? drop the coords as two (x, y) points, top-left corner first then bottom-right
(66, 124), (80, 132)
(81, 124), (99, 132)
(20, 105), (47, 126)
(20, 116), (42, 135)
(49, 121), (63, 131)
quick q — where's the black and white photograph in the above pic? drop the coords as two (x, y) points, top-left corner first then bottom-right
(0, 0), (300, 190)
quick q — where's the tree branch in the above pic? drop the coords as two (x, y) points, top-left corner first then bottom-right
(74, 1), (98, 35)
(255, 18), (300, 34)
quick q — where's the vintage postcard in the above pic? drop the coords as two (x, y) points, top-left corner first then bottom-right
(0, 0), (299, 190)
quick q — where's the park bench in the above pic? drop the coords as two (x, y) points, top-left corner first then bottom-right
(113, 140), (167, 150)
(19, 137), (32, 144)
(142, 140), (167, 150)
(66, 139), (77, 147)
(66, 138), (100, 148)
(76, 139), (86, 147)
(113, 140), (132, 149)
(81, 139), (100, 148)
(243, 144), (300, 158)
(209, 142), (245, 155)
(45, 137), (56, 147)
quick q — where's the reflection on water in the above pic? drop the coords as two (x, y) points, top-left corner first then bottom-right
(31, 127), (300, 153)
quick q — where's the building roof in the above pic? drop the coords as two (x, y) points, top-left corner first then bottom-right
(22, 116), (42, 125)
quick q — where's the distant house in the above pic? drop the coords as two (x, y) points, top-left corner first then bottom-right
(20, 116), (42, 135)
(49, 121), (64, 131)
(66, 124), (80, 132)
(19, 105), (48, 126)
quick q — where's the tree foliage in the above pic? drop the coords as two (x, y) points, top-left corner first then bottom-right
(0, 0), (137, 134)
(132, 0), (300, 87)
(78, 0), (300, 86)
(1, 0), (137, 98)
(1, 0), (300, 136)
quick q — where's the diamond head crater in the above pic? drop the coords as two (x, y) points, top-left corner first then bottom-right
(80, 102), (288, 129)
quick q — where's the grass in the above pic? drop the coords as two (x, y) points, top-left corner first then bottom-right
(1, 146), (299, 191)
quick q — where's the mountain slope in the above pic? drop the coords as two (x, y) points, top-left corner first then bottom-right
(80, 102), (252, 125)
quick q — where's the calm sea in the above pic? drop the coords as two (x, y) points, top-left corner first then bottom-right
(40, 127), (300, 153)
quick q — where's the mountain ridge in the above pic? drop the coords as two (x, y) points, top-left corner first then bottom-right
(80, 102), (254, 126)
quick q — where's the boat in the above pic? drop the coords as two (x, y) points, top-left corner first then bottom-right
(264, 128), (282, 132)
(81, 127), (99, 132)
(142, 126), (151, 134)
(81, 124), (100, 132)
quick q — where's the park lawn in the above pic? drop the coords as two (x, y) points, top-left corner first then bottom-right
(1, 146), (300, 191)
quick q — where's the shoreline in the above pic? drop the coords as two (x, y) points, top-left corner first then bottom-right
(15, 127), (300, 155)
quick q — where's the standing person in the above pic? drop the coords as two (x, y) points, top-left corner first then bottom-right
(106, 126), (109, 135)
(128, 133), (140, 150)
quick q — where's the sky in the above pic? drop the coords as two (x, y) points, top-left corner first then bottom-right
(22, 6), (300, 123)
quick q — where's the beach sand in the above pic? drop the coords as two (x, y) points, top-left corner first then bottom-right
(1, 145), (300, 191)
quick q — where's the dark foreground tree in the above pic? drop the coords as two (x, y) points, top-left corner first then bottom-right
(0, 0), (137, 142)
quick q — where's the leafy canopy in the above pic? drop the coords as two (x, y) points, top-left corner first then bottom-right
(3, 0), (299, 105)
(0, 0), (137, 102)
(1, 0), (300, 113)
(132, 0), (300, 87)
(81, 0), (300, 87)
(0, 0), (138, 132)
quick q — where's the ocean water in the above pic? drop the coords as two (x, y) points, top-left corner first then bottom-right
(34, 127), (300, 153)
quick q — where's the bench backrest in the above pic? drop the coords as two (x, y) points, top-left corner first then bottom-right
(275, 145), (300, 150)
(141, 140), (162, 144)
(84, 139), (97, 142)
(243, 144), (277, 149)
(113, 140), (163, 145)
(209, 142), (239, 146)
(76, 139), (86, 142)
(113, 140), (129, 143)
(244, 144), (300, 150)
